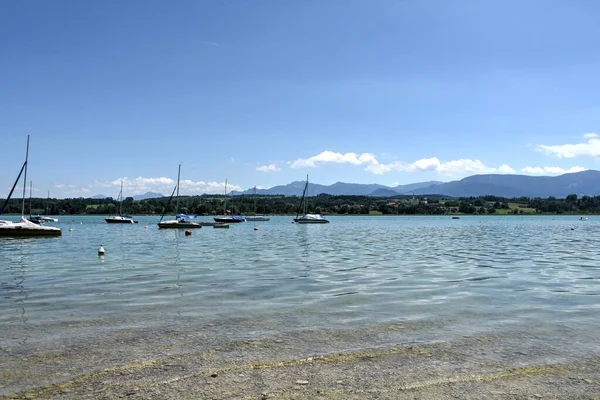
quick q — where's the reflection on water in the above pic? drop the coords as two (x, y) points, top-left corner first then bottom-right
(1, 215), (600, 360)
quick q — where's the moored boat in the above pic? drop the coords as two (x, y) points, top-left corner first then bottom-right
(0, 136), (61, 237)
(157, 165), (201, 229)
(213, 179), (245, 223)
(245, 187), (270, 221)
(105, 181), (138, 223)
(293, 175), (329, 224)
(214, 215), (246, 223)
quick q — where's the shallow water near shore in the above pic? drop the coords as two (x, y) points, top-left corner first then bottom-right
(2, 215), (600, 395)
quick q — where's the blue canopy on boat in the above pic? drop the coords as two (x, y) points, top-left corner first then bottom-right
(177, 213), (196, 219)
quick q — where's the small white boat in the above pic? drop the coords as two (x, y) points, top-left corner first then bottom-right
(0, 136), (61, 237)
(28, 215), (59, 224)
(157, 219), (202, 229)
(579, 216), (588, 221)
(294, 213), (329, 224)
(157, 165), (201, 229)
(293, 175), (329, 224)
(0, 217), (62, 237)
(105, 181), (138, 224)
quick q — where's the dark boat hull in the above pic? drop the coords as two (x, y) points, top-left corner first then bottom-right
(214, 217), (245, 223)
(157, 220), (201, 229)
(293, 218), (329, 224)
(105, 217), (138, 224)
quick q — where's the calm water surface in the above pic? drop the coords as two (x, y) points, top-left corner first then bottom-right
(2, 215), (600, 390)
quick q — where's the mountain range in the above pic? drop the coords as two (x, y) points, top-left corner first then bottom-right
(231, 181), (443, 196)
(90, 171), (600, 199)
(232, 170), (600, 198)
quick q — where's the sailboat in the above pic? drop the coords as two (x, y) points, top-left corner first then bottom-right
(213, 179), (246, 223)
(293, 175), (329, 224)
(157, 165), (201, 229)
(29, 190), (59, 223)
(40, 191), (59, 222)
(0, 136), (62, 237)
(245, 186), (270, 222)
(105, 180), (138, 223)
(26, 181), (45, 225)
(30, 189), (59, 223)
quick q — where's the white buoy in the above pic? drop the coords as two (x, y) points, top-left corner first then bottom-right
(69, 227), (73, 232)
(98, 244), (105, 256)
(253, 226), (259, 231)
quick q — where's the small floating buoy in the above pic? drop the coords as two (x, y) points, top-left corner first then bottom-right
(144, 225), (148, 229)
(185, 229), (192, 236)
(98, 244), (105, 255)
(253, 226), (259, 231)
(69, 227), (73, 232)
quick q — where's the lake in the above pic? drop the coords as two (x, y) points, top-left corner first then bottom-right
(1, 215), (600, 395)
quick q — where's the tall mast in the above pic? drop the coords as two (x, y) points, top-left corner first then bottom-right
(305, 174), (309, 215)
(175, 164), (181, 215)
(224, 179), (228, 215)
(119, 180), (124, 216)
(21, 135), (30, 217)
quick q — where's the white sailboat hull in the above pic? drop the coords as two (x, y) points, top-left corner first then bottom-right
(157, 219), (201, 229)
(0, 217), (62, 237)
(105, 216), (137, 224)
(294, 214), (329, 223)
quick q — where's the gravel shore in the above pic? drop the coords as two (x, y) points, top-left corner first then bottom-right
(2, 322), (599, 399)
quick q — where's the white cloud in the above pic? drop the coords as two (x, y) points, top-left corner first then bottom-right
(55, 177), (241, 197)
(521, 166), (588, 175)
(498, 164), (516, 174)
(290, 151), (379, 168)
(256, 164), (281, 173)
(365, 157), (515, 176)
(536, 133), (600, 158)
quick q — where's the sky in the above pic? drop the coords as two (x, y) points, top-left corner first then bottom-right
(2, 0), (600, 198)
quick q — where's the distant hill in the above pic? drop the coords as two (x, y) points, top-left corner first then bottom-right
(369, 188), (403, 197)
(413, 170), (600, 198)
(92, 194), (109, 199)
(232, 180), (439, 196)
(133, 191), (164, 200)
(394, 181), (443, 194)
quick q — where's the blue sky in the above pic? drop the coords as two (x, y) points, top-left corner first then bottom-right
(2, 0), (600, 198)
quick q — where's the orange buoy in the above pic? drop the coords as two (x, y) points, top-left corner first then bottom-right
(185, 229), (192, 236)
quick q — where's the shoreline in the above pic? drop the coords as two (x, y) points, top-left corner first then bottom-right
(3, 322), (599, 399)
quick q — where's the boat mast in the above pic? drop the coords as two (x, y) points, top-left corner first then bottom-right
(29, 181), (33, 217)
(305, 174), (309, 215)
(175, 164), (181, 216)
(253, 186), (257, 215)
(119, 180), (124, 216)
(295, 175), (309, 220)
(21, 135), (30, 217)
(224, 179), (228, 215)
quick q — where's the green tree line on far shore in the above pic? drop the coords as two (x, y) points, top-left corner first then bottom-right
(2, 193), (600, 216)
